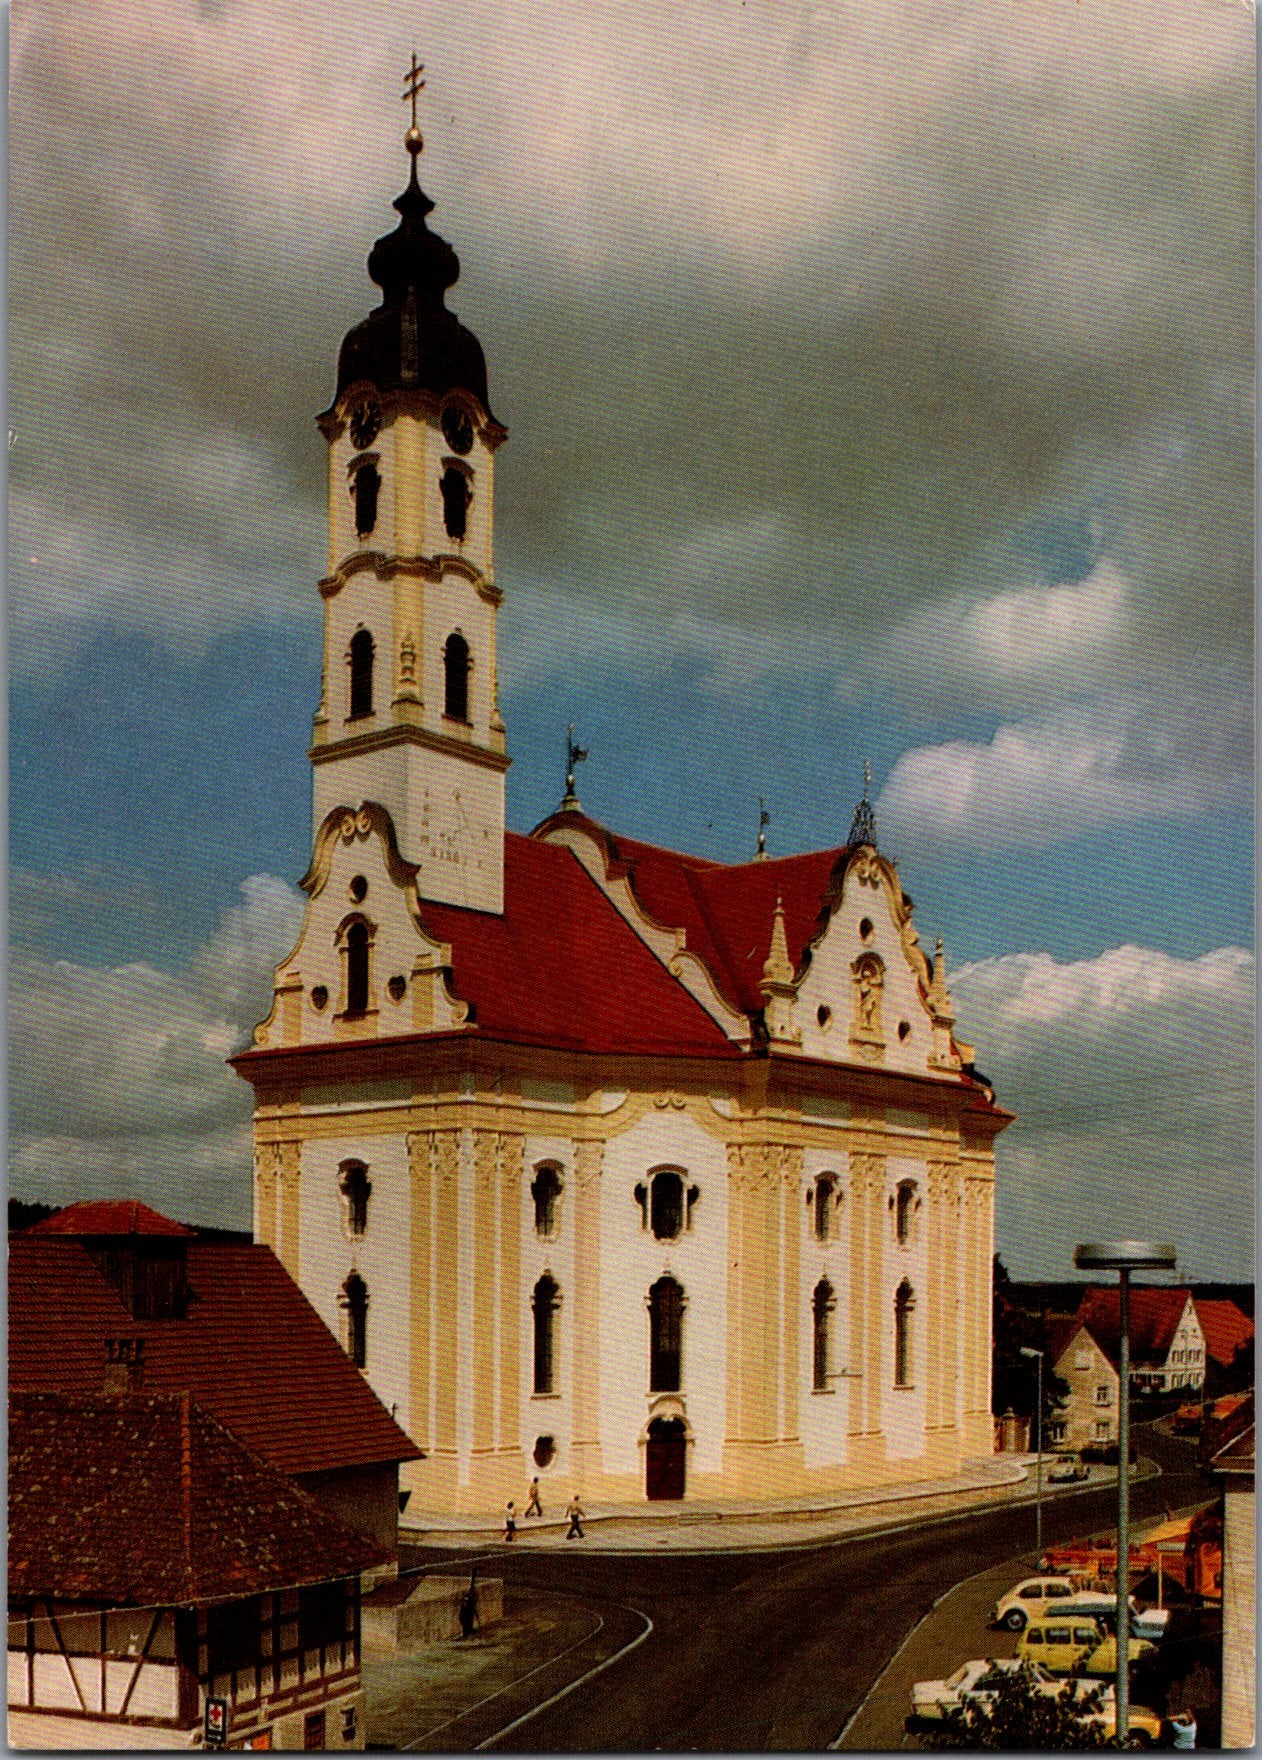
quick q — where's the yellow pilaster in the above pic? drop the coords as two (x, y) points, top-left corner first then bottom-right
(407, 1131), (432, 1455)
(254, 1144), (279, 1252)
(570, 1137), (604, 1483)
(432, 1129), (460, 1483)
(780, 1145), (803, 1446)
(277, 1141), (301, 1281)
(497, 1131), (524, 1457)
(471, 1130), (498, 1460)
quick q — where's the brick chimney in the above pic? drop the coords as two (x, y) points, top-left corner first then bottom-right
(103, 1336), (146, 1394)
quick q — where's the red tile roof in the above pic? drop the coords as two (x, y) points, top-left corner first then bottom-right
(9, 1391), (386, 1605)
(533, 814), (848, 1015)
(1069, 1286), (1195, 1370)
(1194, 1298), (1255, 1369)
(416, 832), (738, 1055)
(9, 1236), (420, 1478)
(27, 1199), (194, 1238)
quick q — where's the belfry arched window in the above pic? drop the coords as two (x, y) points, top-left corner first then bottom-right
(339, 1161), (372, 1236)
(895, 1180), (917, 1246)
(531, 1165), (562, 1239)
(343, 1272), (368, 1369)
(812, 1172), (840, 1243)
(532, 1274), (560, 1395)
(894, 1279), (916, 1388)
(353, 460), (380, 538)
(444, 632), (470, 722)
(346, 920), (370, 1015)
(349, 629), (374, 718)
(812, 1278), (836, 1391)
(648, 1275), (685, 1393)
(440, 465), (471, 540)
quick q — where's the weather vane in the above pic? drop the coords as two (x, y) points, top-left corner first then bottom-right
(848, 759), (877, 847)
(756, 797), (770, 859)
(563, 724), (589, 808)
(402, 51), (426, 156)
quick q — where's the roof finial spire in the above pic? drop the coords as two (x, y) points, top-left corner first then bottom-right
(756, 796), (770, 860)
(562, 724), (589, 811)
(848, 759), (877, 847)
(402, 50), (426, 161)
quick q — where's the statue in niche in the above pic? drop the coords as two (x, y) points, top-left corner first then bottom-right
(850, 952), (886, 1046)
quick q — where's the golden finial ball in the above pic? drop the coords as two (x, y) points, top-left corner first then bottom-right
(405, 124), (424, 156)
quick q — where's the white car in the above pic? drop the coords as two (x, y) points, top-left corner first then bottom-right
(910, 1658), (1058, 1722)
(993, 1575), (1077, 1631)
(1058, 1591), (1170, 1643)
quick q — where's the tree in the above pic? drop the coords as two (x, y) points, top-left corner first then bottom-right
(924, 1669), (1110, 1751)
(992, 1255), (1070, 1442)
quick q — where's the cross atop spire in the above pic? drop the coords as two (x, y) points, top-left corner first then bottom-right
(848, 759), (877, 848)
(402, 51), (426, 157)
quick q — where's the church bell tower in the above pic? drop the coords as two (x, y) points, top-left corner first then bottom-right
(309, 76), (509, 914)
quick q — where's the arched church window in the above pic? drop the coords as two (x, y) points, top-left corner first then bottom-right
(440, 466), (471, 541)
(339, 1160), (372, 1236)
(812, 1278), (836, 1391)
(353, 460), (380, 538)
(648, 1275), (685, 1393)
(650, 1170), (684, 1241)
(443, 632), (470, 722)
(894, 1279), (916, 1388)
(346, 920), (371, 1016)
(343, 1272), (368, 1369)
(812, 1172), (840, 1243)
(895, 1180), (917, 1246)
(532, 1274), (560, 1395)
(349, 629), (374, 719)
(531, 1165), (562, 1238)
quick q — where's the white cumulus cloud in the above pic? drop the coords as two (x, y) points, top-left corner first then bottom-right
(9, 873), (305, 1228)
(953, 944), (1254, 1280)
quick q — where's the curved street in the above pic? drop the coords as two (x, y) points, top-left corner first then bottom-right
(385, 1423), (1204, 1750)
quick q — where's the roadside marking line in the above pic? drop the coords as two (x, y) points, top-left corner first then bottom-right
(471, 1603), (654, 1752)
(400, 1595), (605, 1751)
(829, 1550), (1027, 1750)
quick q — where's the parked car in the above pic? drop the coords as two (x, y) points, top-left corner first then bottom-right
(1064, 1681), (1164, 1747)
(1016, 1612), (1157, 1677)
(910, 1658), (1058, 1723)
(993, 1575), (1077, 1631)
(1047, 1455), (1089, 1483)
(1057, 1591), (1169, 1643)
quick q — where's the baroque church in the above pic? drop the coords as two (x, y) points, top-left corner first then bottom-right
(232, 102), (1011, 1513)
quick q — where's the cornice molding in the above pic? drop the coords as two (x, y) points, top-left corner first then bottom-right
(319, 550), (501, 606)
(309, 720), (512, 775)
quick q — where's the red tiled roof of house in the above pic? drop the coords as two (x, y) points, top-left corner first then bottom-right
(9, 1235), (420, 1478)
(27, 1199), (194, 1238)
(532, 814), (849, 1016)
(1194, 1298), (1255, 1369)
(1067, 1286), (1195, 1370)
(416, 832), (739, 1055)
(9, 1390), (386, 1605)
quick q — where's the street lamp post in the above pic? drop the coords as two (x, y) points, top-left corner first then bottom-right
(1074, 1241), (1177, 1748)
(1020, 1345), (1044, 1560)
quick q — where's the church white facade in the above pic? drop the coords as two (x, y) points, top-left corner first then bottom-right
(233, 117), (1011, 1514)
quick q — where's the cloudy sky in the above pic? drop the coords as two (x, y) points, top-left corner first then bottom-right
(10, 0), (1254, 1277)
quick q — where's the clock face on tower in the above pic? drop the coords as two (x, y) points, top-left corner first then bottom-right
(348, 396), (382, 451)
(441, 402), (474, 455)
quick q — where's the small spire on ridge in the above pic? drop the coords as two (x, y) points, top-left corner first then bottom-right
(848, 759), (877, 848)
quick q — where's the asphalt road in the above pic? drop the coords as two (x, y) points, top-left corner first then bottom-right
(398, 1424), (1205, 1752)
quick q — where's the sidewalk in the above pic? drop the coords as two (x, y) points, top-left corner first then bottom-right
(400, 1454), (1128, 1553)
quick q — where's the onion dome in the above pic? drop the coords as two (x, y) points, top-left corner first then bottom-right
(332, 145), (492, 415)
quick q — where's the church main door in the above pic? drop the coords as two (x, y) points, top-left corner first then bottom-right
(645, 1416), (687, 1500)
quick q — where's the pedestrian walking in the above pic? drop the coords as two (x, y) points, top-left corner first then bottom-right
(565, 1493), (585, 1539)
(503, 1500), (517, 1543)
(524, 1476), (543, 1518)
